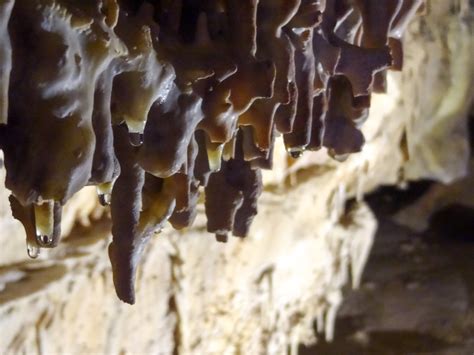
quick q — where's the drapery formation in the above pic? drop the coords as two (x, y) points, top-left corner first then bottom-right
(0, 0), (422, 303)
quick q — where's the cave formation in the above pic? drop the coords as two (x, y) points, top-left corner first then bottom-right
(0, 0), (423, 304)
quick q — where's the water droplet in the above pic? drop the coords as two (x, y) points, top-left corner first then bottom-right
(27, 244), (40, 259)
(328, 149), (349, 162)
(290, 151), (302, 158)
(34, 201), (53, 240)
(97, 181), (114, 206)
(98, 193), (112, 206)
(206, 139), (224, 172)
(129, 133), (144, 147)
(333, 154), (349, 162)
(287, 147), (304, 159)
(36, 234), (52, 247)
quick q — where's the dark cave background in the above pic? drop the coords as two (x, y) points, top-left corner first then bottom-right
(300, 111), (474, 354)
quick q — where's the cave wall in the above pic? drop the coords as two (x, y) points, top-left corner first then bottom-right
(0, 0), (473, 354)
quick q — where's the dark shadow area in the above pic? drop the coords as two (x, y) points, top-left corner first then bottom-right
(299, 317), (452, 355)
(428, 203), (474, 242)
(365, 180), (434, 217)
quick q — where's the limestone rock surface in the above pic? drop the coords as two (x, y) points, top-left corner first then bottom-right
(0, 1), (473, 354)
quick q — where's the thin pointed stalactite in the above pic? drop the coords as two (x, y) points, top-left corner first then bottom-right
(0, 0), (423, 303)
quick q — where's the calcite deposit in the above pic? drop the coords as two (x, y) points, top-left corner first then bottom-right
(0, 0), (424, 304)
(0, 0), (472, 353)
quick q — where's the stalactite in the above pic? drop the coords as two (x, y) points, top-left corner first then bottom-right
(0, 0), (423, 303)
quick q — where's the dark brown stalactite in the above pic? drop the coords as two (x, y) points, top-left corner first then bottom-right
(0, 0), (423, 303)
(323, 76), (366, 156)
(109, 125), (146, 304)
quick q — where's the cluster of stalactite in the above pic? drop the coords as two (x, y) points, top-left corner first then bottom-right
(0, 0), (423, 303)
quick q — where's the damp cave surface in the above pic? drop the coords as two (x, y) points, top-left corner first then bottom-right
(0, 0), (473, 354)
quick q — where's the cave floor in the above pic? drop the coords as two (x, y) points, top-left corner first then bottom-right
(300, 182), (474, 355)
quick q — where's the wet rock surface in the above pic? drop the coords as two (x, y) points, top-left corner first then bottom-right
(0, 1), (472, 353)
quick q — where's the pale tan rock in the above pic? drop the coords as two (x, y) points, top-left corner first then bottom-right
(0, 1), (473, 354)
(402, 2), (474, 183)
